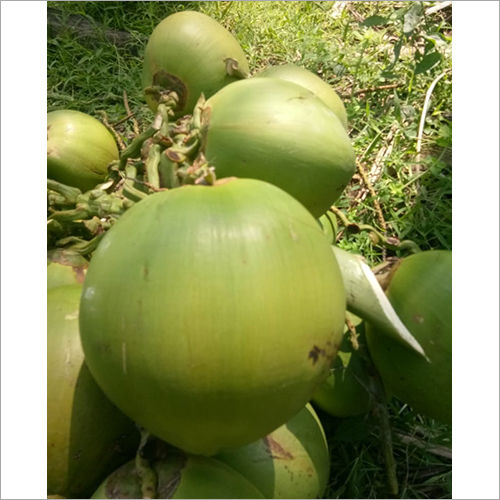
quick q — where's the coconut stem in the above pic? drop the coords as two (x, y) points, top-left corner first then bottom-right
(224, 57), (248, 78)
(118, 126), (160, 171)
(329, 206), (420, 253)
(54, 234), (104, 255)
(123, 89), (140, 136)
(159, 152), (180, 189)
(375, 400), (399, 497)
(99, 110), (126, 151)
(135, 427), (158, 499)
(145, 144), (161, 189)
(346, 316), (360, 350)
(361, 351), (399, 497)
(48, 207), (90, 223)
(47, 179), (82, 205)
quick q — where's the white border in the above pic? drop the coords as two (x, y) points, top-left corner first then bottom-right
(452, 2), (499, 499)
(1, 1), (499, 498)
(1, 2), (47, 499)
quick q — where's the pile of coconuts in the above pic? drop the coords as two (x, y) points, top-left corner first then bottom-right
(47, 10), (451, 499)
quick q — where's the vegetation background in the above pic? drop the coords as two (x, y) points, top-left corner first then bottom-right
(46, 1), (453, 498)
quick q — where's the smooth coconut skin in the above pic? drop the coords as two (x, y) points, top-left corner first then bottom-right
(365, 250), (452, 424)
(47, 261), (86, 290)
(47, 285), (139, 498)
(92, 452), (264, 499)
(201, 78), (355, 218)
(80, 178), (346, 455)
(142, 10), (249, 116)
(47, 110), (119, 192)
(312, 315), (370, 418)
(216, 403), (330, 499)
(255, 63), (348, 130)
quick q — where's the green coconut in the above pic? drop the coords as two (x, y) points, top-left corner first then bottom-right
(312, 314), (370, 418)
(79, 178), (346, 455)
(142, 10), (249, 116)
(200, 78), (355, 217)
(255, 63), (348, 129)
(47, 261), (86, 290)
(216, 403), (330, 499)
(365, 250), (452, 423)
(47, 285), (139, 498)
(92, 451), (264, 499)
(47, 110), (119, 192)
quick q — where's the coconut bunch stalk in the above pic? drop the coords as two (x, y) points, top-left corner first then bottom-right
(48, 9), (251, 259)
(46, 100), (212, 260)
(47, 10), (359, 256)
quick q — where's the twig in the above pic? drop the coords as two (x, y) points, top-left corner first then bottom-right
(112, 112), (135, 127)
(352, 83), (402, 97)
(345, 316), (360, 350)
(356, 159), (388, 258)
(363, 353), (399, 496)
(372, 258), (400, 291)
(47, 7), (136, 48)
(394, 431), (452, 460)
(123, 90), (140, 136)
(99, 110), (126, 151)
(415, 71), (448, 170)
(330, 206), (419, 255)
(344, 2), (364, 23)
(122, 176), (165, 193)
(329, 205), (353, 229)
(356, 160), (387, 233)
(341, 83), (402, 99)
(355, 124), (398, 205)
(425, 1), (452, 16)
(135, 427), (157, 499)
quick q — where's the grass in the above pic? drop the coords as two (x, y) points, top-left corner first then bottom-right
(47, 1), (452, 498)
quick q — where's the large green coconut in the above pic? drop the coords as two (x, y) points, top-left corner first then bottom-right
(47, 110), (119, 192)
(216, 404), (330, 499)
(79, 178), (346, 455)
(92, 451), (264, 499)
(47, 285), (139, 498)
(365, 250), (452, 423)
(142, 10), (249, 116)
(200, 78), (355, 217)
(255, 63), (348, 129)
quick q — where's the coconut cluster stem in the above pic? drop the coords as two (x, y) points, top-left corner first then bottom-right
(374, 397), (399, 497)
(357, 347), (399, 497)
(329, 206), (420, 254)
(135, 428), (158, 499)
(118, 125), (160, 170)
(345, 316), (360, 350)
(47, 90), (212, 259)
(99, 110), (126, 151)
